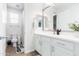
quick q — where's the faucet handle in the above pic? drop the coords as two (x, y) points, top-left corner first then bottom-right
(56, 29), (61, 35)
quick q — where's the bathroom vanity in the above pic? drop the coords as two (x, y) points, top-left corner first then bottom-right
(34, 30), (79, 56)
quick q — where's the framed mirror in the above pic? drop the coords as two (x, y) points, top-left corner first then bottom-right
(33, 15), (43, 30)
(42, 5), (57, 31)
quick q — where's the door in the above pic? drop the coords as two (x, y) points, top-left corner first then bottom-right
(0, 4), (7, 56)
(41, 36), (51, 56)
(0, 4), (6, 36)
(34, 35), (41, 53)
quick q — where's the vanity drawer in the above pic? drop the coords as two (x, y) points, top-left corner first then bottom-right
(55, 46), (74, 56)
(55, 39), (74, 51)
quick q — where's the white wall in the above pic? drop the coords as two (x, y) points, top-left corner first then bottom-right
(57, 4), (79, 31)
(24, 3), (43, 53)
(0, 4), (7, 56)
(0, 4), (7, 36)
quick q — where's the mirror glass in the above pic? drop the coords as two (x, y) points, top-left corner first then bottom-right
(56, 3), (79, 32)
(43, 4), (56, 31)
(43, 3), (79, 32)
(33, 3), (79, 32)
(33, 15), (43, 30)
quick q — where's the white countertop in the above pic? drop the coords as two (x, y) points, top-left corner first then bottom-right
(34, 30), (79, 43)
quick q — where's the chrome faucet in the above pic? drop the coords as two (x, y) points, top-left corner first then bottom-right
(56, 29), (61, 35)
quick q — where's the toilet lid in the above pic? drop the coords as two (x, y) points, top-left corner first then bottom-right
(11, 37), (17, 42)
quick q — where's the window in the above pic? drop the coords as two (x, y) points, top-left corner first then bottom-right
(8, 12), (19, 24)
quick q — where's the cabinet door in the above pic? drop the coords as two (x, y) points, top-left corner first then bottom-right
(51, 46), (55, 56)
(54, 39), (74, 51)
(40, 36), (51, 56)
(54, 46), (73, 56)
(51, 38), (55, 56)
(74, 43), (79, 56)
(34, 35), (41, 53)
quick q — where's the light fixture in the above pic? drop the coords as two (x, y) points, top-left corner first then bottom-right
(16, 4), (20, 8)
(45, 3), (55, 6)
(43, 3), (55, 11)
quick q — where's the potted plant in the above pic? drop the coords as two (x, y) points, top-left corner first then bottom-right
(69, 23), (79, 37)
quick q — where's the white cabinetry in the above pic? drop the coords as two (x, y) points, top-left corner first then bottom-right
(54, 46), (73, 56)
(74, 43), (79, 56)
(34, 34), (51, 56)
(34, 33), (79, 56)
(34, 35), (41, 53)
(51, 38), (55, 56)
(54, 39), (74, 56)
(40, 36), (51, 56)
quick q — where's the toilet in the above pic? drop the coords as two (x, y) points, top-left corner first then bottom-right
(11, 35), (18, 48)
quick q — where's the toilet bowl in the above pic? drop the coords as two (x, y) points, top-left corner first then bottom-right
(11, 35), (18, 48)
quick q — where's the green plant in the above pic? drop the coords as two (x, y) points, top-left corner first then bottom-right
(69, 23), (79, 31)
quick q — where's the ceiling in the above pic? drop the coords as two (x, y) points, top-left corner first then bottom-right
(54, 3), (79, 13)
(7, 3), (24, 11)
(44, 3), (79, 13)
(7, 3), (79, 13)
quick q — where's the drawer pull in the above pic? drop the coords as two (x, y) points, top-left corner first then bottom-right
(57, 42), (65, 46)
